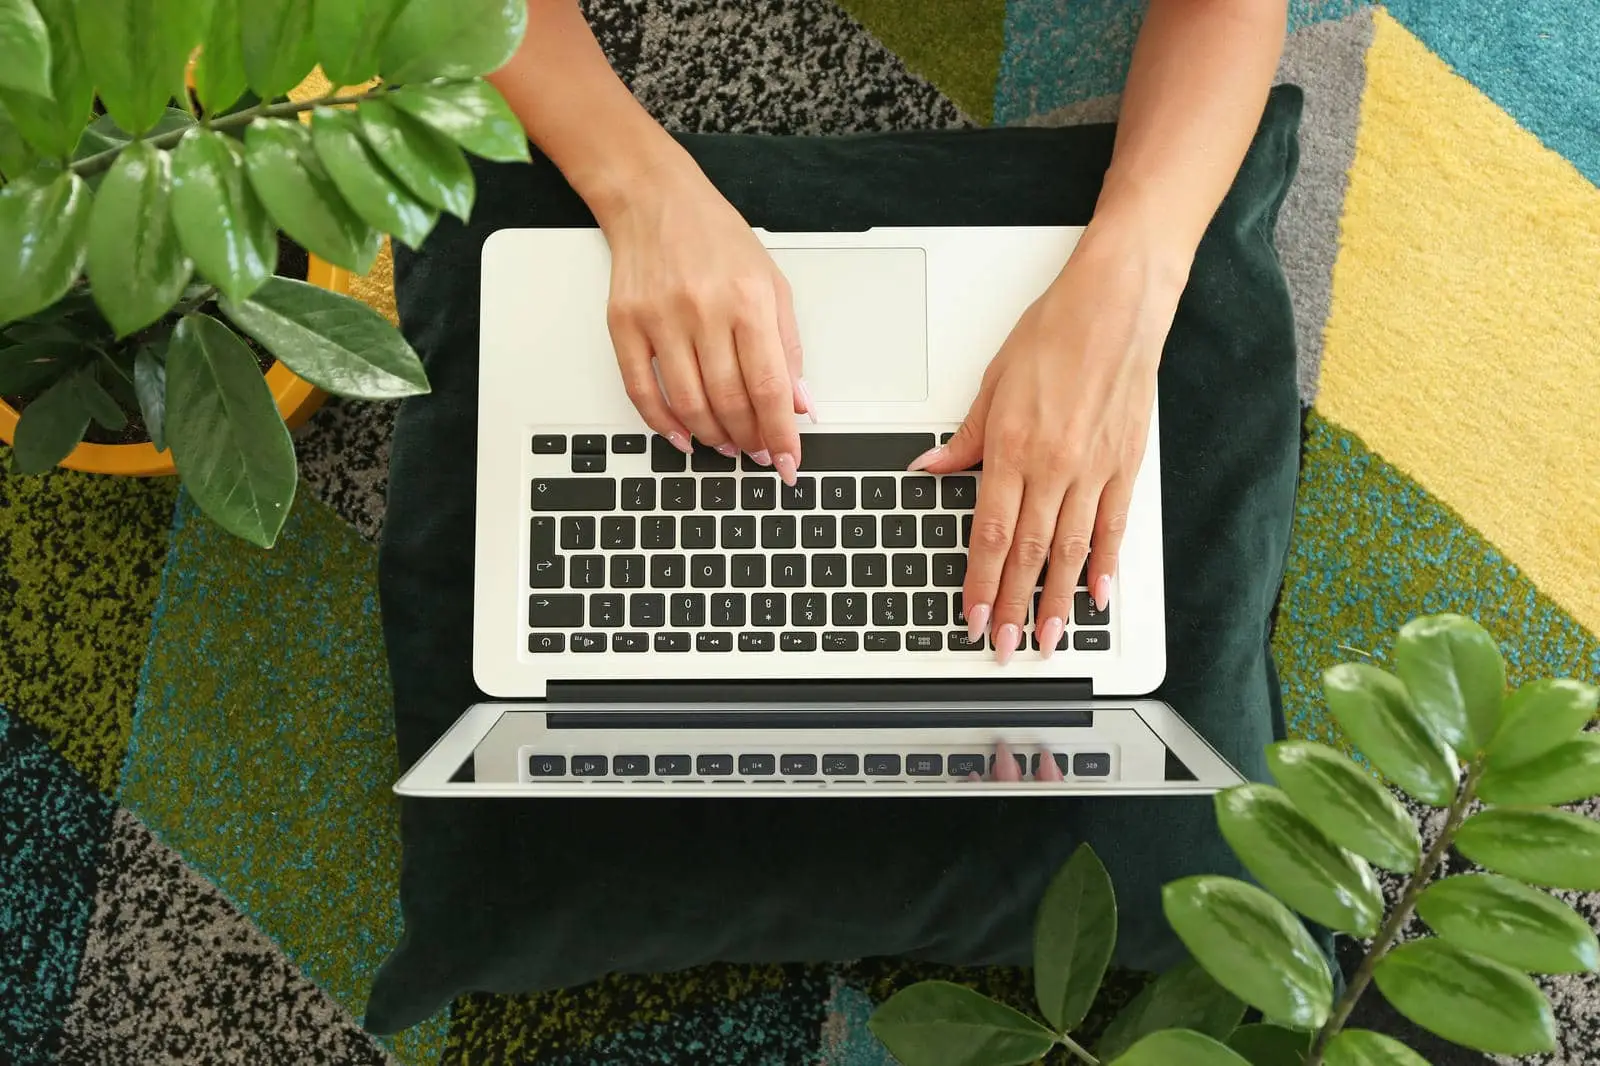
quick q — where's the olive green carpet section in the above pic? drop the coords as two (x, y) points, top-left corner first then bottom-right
(833, 0), (1008, 122)
(116, 491), (446, 1066)
(0, 452), (177, 793)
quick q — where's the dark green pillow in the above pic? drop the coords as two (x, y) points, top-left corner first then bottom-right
(364, 85), (1305, 1035)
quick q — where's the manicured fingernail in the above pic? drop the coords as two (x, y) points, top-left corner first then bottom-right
(773, 452), (797, 486)
(994, 623), (1020, 665)
(906, 445), (944, 472)
(1094, 574), (1112, 612)
(966, 603), (990, 642)
(797, 378), (818, 423)
(1038, 616), (1065, 660)
(715, 442), (737, 458)
(1039, 750), (1063, 781)
(667, 432), (692, 454)
(750, 449), (771, 466)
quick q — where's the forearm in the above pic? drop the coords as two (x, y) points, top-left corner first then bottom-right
(488, 0), (695, 225)
(1091, 0), (1288, 279)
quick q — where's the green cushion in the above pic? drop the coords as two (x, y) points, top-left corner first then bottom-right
(364, 84), (1305, 1035)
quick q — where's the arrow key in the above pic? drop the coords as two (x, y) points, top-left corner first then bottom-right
(528, 593), (583, 628)
(529, 554), (565, 588)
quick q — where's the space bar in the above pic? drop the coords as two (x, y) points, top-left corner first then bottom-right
(794, 433), (937, 471)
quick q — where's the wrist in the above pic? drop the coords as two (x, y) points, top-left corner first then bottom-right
(1066, 202), (1194, 307)
(568, 124), (702, 230)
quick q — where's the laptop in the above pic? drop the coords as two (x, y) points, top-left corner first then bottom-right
(392, 226), (1246, 798)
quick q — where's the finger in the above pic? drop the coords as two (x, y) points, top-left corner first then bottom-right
(1088, 476), (1133, 612)
(655, 332), (733, 454)
(1036, 750), (1064, 782)
(608, 312), (692, 452)
(958, 423), (1019, 647)
(990, 481), (1064, 666)
(1037, 485), (1098, 657)
(909, 386), (990, 474)
(994, 741), (1023, 781)
(732, 284), (803, 485)
(775, 276), (816, 423)
(696, 329), (767, 461)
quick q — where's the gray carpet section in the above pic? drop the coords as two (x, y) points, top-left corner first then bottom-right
(294, 399), (399, 544)
(54, 809), (393, 1066)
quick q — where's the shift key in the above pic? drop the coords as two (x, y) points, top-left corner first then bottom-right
(531, 477), (616, 511)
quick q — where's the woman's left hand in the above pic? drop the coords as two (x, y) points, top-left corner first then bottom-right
(909, 220), (1188, 664)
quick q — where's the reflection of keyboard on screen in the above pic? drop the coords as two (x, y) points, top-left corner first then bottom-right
(524, 431), (1112, 659)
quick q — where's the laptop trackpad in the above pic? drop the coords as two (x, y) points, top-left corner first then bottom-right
(768, 247), (928, 404)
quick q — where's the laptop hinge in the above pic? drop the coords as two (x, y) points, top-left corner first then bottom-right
(546, 678), (1096, 704)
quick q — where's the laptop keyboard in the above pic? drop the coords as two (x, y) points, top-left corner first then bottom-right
(521, 746), (1115, 783)
(525, 431), (1112, 658)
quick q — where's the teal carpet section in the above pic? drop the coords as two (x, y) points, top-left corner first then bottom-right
(118, 492), (447, 1066)
(1385, 0), (1600, 186)
(0, 704), (113, 1065)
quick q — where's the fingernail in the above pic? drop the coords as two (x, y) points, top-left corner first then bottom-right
(667, 432), (692, 454)
(1094, 574), (1113, 612)
(797, 378), (818, 424)
(906, 445), (944, 472)
(715, 442), (737, 458)
(966, 603), (991, 642)
(750, 449), (771, 466)
(1038, 616), (1065, 660)
(1040, 750), (1064, 781)
(994, 623), (1020, 666)
(773, 452), (797, 486)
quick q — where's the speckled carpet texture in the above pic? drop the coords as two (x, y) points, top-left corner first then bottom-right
(2, 1), (1596, 1064)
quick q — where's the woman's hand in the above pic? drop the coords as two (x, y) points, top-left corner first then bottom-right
(599, 164), (812, 484)
(910, 220), (1187, 664)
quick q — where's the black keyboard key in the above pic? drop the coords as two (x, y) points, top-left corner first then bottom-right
(861, 477), (896, 509)
(1075, 753), (1112, 777)
(671, 593), (706, 627)
(882, 514), (917, 547)
(739, 754), (776, 776)
(1032, 623), (1069, 653)
(941, 476), (977, 510)
(641, 516), (675, 549)
(802, 514), (837, 548)
(655, 754), (691, 776)
(529, 594), (583, 628)
(865, 755), (901, 776)
(948, 754), (986, 777)
(742, 477), (778, 510)
(852, 554), (887, 588)
(572, 632), (606, 652)
(589, 593), (625, 627)
(792, 433), (935, 471)
(948, 631), (985, 651)
(913, 592), (948, 627)
(940, 432), (954, 444)
(571, 453), (606, 473)
(932, 553), (966, 587)
(651, 434), (688, 472)
(621, 477), (655, 511)
(655, 631), (690, 652)
(907, 754), (942, 776)
(892, 554), (927, 587)
(629, 593), (665, 627)
(697, 631), (733, 652)
(1075, 591), (1111, 626)
(962, 514), (973, 547)
(822, 631), (858, 652)
(528, 754), (566, 777)
(1074, 630), (1112, 651)
(612, 434), (646, 453)
(573, 755), (608, 777)
(601, 516), (636, 550)
(701, 478), (736, 510)
(573, 433), (606, 454)
(1032, 753), (1072, 777)
(613, 631), (648, 652)
(781, 754), (817, 776)
(697, 754), (734, 775)
(761, 515), (797, 549)
(906, 631), (941, 651)
(528, 632), (564, 653)
(615, 754), (649, 775)
(739, 630), (773, 652)
(731, 554), (766, 587)
(571, 554), (605, 588)
(752, 593), (786, 627)
(902, 477), (935, 508)
(990, 752), (1028, 777)
(821, 477), (855, 510)
(609, 554), (645, 588)
(530, 516), (556, 555)
(824, 593), (863, 628)
(681, 516), (715, 548)
(952, 592), (968, 627)
(872, 592), (907, 627)
(561, 516), (596, 550)
(792, 592), (827, 626)
(714, 594), (747, 627)
(865, 631), (901, 651)
(781, 631), (817, 652)
(691, 444), (737, 472)
(783, 476), (816, 510)
(531, 434), (566, 454)
(531, 477), (615, 511)
(721, 515), (756, 548)
(690, 554), (726, 588)
(650, 554), (686, 589)
(922, 515), (957, 548)
(662, 478), (696, 510)
(823, 754), (860, 776)
(841, 515), (876, 548)
(811, 554), (848, 587)
(529, 554), (564, 588)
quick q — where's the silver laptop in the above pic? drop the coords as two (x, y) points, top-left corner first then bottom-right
(393, 226), (1246, 798)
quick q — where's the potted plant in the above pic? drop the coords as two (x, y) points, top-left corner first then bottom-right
(869, 614), (1600, 1065)
(0, 0), (532, 547)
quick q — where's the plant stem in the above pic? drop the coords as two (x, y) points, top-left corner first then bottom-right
(1059, 1033), (1100, 1065)
(1302, 763), (1485, 1065)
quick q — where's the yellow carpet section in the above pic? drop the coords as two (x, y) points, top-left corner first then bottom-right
(1317, 10), (1600, 635)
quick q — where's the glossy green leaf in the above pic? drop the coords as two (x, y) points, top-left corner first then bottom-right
(194, 0), (247, 114)
(1109, 1029), (1252, 1066)
(1394, 614), (1506, 755)
(379, 0), (526, 82)
(314, 0), (399, 86)
(74, 108), (197, 166)
(165, 313), (296, 547)
(1226, 1024), (1309, 1066)
(239, 0), (315, 100)
(170, 128), (277, 303)
(220, 276), (428, 399)
(132, 341), (167, 451)
(1372, 939), (1555, 1056)
(1266, 741), (1421, 873)
(309, 107), (436, 250)
(86, 142), (193, 336)
(10, 366), (90, 471)
(1214, 784), (1383, 936)
(389, 80), (529, 162)
(1486, 679), (1598, 770)
(1323, 1029), (1432, 1066)
(0, 0), (52, 97)
(866, 981), (1058, 1066)
(1031, 844), (1116, 1032)
(1095, 960), (1244, 1062)
(1161, 876), (1333, 1031)
(1478, 733), (1600, 806)
(0, 98), (35, 178)
(74, 0), (206, 135)
(77, 367), (124, 429)
(0, 0), (91, 158)
(1454, 807), (1600, 891)
(1416, 872), (1599, 975)
(244, 118), (380, 273)
(357, 97), (474, 219)
(0, 171), (91, 326)
(96, 348), (138, 410)
(1322, 663), (1458, 806)
(0, 336), (82, 394)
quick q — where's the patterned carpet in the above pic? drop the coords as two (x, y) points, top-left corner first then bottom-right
(2, 1), (1596, 1063)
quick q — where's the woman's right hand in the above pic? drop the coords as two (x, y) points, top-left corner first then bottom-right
(599, 166), (812, 484)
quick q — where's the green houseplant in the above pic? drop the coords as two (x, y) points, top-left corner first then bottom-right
(0, 0), (533, 546)
(869, 614), (1600, 1065)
